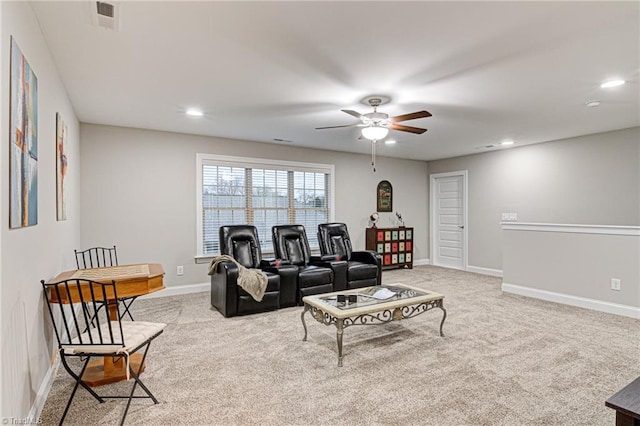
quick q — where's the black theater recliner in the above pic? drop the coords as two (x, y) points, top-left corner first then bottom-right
(318, 222), (382, 290)
(211, 225), (296, 317)
(272, 225), (338, 304)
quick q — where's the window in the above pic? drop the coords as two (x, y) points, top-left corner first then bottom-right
(196, 154), (334, 256)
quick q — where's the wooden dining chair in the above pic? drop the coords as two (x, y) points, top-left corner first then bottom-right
(74, 245), (136, 321)
(41, 278), (165, 425)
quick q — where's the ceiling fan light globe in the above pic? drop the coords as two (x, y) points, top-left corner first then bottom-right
(361, 126), (389, 141)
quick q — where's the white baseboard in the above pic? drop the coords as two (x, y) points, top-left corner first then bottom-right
(419, 261), (503, 277)
(141, 282), (209, 299)
(467, 265), (503, 277)
(502, 282), (640, 319)
(29, 358), (58, 423)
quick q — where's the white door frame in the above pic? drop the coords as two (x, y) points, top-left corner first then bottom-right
(429, 170), (468, 270)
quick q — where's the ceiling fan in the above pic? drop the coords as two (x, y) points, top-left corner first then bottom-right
(316, 97), (432, 140)
(316, 97), (432, 171)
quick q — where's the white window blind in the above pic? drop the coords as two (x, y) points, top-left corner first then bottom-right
(197, 154), (334, 256)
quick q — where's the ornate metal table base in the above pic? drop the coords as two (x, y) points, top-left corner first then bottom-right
(301, 299), (447, 367)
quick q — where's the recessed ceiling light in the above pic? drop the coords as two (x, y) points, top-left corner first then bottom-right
(600, 80), (625, 88)
(585, 100), (601, 108)
(385, 139), (397, 145)
(501, 140), (514, 146)
(185, 108), (203, 117)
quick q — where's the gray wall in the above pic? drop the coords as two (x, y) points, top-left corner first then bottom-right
(79, 124), (430, 288)
(503, 228), (639, 311)
(1, 2), (81, 418)
(427, 127), (640, 271)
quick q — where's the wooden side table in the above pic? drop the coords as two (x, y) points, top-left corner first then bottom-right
(606, 376), (640, 426)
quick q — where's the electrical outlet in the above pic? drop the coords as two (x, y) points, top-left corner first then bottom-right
(508, 212), (518, 221)
(177, 266), (184, 276)
(501, 213), (509, 221)
(611, 278), (621, 291)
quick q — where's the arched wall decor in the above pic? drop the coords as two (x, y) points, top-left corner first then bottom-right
(377, 180), (393, 212)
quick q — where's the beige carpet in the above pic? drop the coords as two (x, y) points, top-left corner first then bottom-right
(39, 266), (639, 425)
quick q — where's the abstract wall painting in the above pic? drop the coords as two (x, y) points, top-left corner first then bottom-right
(56, 113), (68, 221)
(10, 36), (38, 228)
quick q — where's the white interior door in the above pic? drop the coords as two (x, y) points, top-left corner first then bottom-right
(430, 171), (467, 270)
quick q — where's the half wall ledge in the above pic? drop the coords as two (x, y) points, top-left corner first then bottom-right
(501, 222), (640, 318)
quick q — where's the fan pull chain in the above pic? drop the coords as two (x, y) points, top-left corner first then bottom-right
(371, 140), (377, 172)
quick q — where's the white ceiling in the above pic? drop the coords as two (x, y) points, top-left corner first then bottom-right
(31, 1), (639, 161)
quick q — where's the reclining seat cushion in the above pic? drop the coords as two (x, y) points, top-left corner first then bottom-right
(297, 265), (332, 289)
(347, 261), (378, 281)
(238, 271), (280, 296)
(237, 271), (281, 314)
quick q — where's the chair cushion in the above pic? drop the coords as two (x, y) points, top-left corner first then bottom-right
(318, 223), (353, 259)
(330, 235), (348, 259)
(232, 239), (258, 269)
(285, 238), (306, 265)
(220, 225), (263, 268)
(347, 261), (379, 281)
(64, 321), (166, 354)
(298, 265), (332, 288)
(239, 271), (279, 296)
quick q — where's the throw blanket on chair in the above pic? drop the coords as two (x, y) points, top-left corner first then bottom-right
(208, 255), (268, 302)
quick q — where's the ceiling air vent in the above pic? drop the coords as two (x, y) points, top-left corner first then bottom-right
(90, 1), (120, 31)
(96, 2), (114, 18)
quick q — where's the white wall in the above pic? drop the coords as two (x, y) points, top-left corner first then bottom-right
(79, 124), (429, 288)
(0, 0), (4, 406)
(427, 127), (640, 271)
(1, 2), (81, 419)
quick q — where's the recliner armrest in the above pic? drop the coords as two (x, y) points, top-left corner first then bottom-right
(260, 258), (292, 267)
(351, 250), (381, 265)
(351, 250), (382, 285)
(308, 258), (348, 291)
(210, 262), (240, 317)
(310, 254), (340, 262)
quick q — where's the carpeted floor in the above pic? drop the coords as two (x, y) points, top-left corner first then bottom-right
(39, 266), (639, 425)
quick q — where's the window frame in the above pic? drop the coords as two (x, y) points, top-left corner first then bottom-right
(195, 153), (335, 259)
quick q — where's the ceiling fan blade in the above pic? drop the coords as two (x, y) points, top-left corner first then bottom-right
(389, 124), (428, 134)
(391, 110), (432, 123)
(341, 109), (363, 119)
(316, 123), (361, 130)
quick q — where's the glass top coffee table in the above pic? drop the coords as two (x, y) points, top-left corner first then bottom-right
(301, 283), (446, 366)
